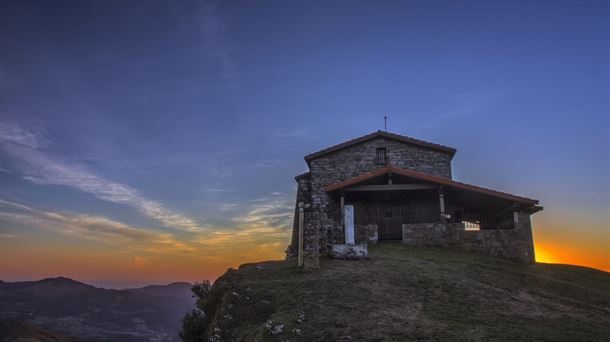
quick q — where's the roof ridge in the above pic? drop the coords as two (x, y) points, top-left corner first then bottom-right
(304, 131), (456, 163)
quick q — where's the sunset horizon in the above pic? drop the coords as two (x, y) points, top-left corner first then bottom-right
(1, 0), (609, 289)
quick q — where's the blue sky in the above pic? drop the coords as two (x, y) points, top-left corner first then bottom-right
(0, 0), (608, 286)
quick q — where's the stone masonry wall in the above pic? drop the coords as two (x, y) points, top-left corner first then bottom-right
(402, 212), (535, 264)
(308, 136), (454, 254)
(287, 175), (320, 270)
(355, 224), (378, 244)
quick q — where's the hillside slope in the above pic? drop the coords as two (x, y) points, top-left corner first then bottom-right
(202, 245), (610, 341)
(0, 319), (74, 342)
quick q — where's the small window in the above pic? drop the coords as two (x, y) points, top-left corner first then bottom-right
(376, 148), (387, 165)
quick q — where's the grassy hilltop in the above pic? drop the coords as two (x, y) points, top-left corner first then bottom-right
(196, 245), (610, 341)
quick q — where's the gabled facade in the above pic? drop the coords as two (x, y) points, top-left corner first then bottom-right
(288, 131), (542, 270)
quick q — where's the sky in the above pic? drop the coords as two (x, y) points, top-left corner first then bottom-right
(0, 0), (608, 288)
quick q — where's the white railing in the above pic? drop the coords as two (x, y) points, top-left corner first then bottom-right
(462, 221), (480, 231)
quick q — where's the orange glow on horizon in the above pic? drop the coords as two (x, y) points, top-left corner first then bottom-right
(532, 213), (610, 273)
(534, 242), (610, 272)
(2, 210), (609, 286)
(534, 244), (557, 264)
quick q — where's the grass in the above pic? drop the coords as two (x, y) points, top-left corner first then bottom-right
(207, 245), (610, 341)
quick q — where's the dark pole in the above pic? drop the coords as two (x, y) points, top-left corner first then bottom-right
(384, 115), (387, 131)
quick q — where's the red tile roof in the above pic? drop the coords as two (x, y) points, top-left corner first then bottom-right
(324, 166), (539, 206)
(304, 131), (456, 164)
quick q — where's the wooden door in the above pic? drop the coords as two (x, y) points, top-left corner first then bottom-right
(377, 206), (402, 240)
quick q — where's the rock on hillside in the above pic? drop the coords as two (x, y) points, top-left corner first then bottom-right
(198, 245), (610, 341)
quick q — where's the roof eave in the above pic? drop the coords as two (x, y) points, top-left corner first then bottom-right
(323, 166), (539, 206)
(294, 172), (310, 181)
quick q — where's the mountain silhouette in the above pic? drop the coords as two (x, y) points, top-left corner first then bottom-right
(127, 282), (193, 299)
(0, 277), (195, 341)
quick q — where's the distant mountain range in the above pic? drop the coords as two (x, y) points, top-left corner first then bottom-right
(0, 277), (195, 341)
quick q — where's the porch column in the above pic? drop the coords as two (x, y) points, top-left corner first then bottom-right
(298, 202), (304, 267)
(340, 192), (345, 221)
(344, 204), (355, 245)
(439, 187), (446, 223)
(340, 192), (345, 244)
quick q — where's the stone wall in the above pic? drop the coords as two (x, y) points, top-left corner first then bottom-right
(310, 136), (453, 182)
(355, 223), (378, 244)
(287, 175), (321, 270)
(402, 212), (535, 264)
(307, 136), (454, 256)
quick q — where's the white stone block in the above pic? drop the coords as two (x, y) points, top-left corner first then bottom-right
(331, 244), (368, 259)
(344, 205), (355, 245)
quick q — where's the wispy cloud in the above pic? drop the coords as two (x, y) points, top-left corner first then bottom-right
(217, 203), (239, 211)
(190, 194), (293, 256)
(196, 226), (289, 249)
(0, 200), (194, 253)
(0, 121), (205, 232)
(203, 188), (236, 193)
(253, 159), (283, 168)
(0, 121), (46, 148)
(0, 120), (295, 275)
(1, 198), (291, 269)
(233, 197), (294, 230)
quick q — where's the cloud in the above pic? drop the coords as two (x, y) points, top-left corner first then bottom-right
(0, 199), (195, 253)
(0, 121), (45, 148)
(0, 121), (295, 272)
(196, 226), (289, 248)
(203, 188), (236, 193)
(1, 198), (291, 270)
(253, 159), (283, 168)
(217, 203), (239, 211)
(133, 256), (147, 268)
(0, 121), (205, 232)
(233, 197), (294, 230)
(0, 232), (15, 239)
(187, 193), (293, 258)
(203, 187), (236, 200)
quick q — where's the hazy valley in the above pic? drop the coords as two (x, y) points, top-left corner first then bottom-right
(0, 277), (195, 341)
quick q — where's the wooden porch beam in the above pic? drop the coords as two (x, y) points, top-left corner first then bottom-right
(343, 184), (437, 192)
